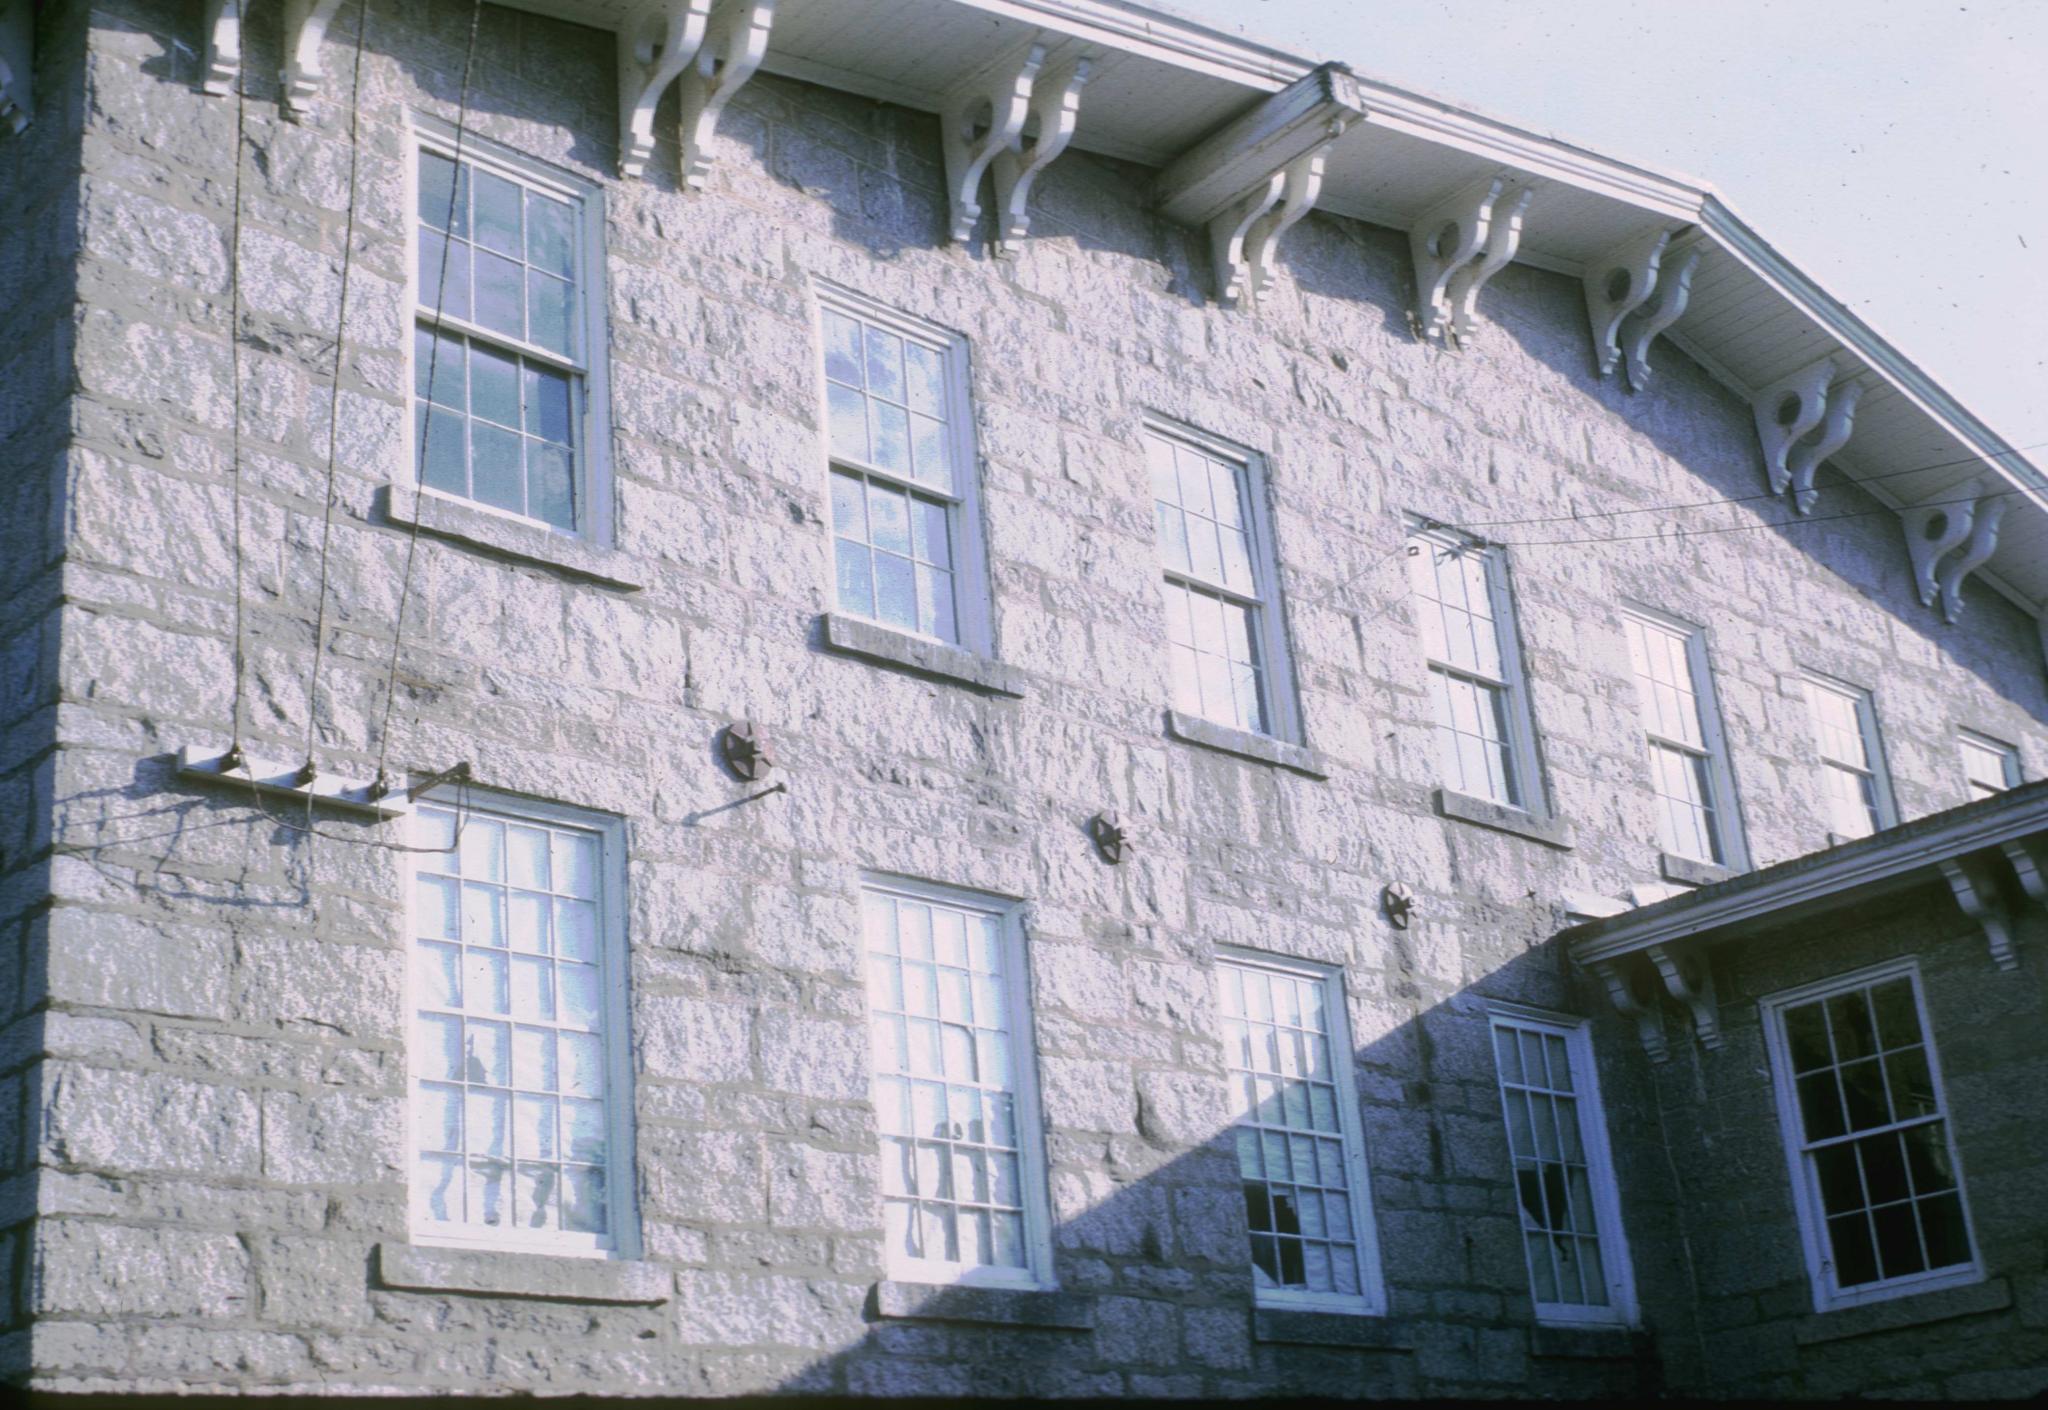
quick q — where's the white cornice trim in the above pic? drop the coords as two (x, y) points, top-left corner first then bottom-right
(1565, 784), (2048, 966)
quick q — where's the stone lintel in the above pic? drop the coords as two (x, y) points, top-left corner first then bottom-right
(1164, 710), (1329, 779)
(374, 1242), (669, 1304)
(819, 613), (1027, 697)
(1435, 788), (1576, 849)
(1252, 1307), (1414, 1350)
(872, 1279), (1092, 1330)
(379, 484), (643, 591)
(1793, 1275), (2009, 1346)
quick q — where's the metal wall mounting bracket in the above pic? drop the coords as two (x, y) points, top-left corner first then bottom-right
(1380, 881), (1416, 930)
(720, 720), (774, 781)
(1089, 810), (1128, 865)
(175, 743), (414, 818)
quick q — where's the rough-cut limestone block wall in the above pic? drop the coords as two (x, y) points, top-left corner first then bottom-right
(24, 0), (2048, 1395)
(1649, 890), (2048, 1400)
(0, 0), (92, 1382)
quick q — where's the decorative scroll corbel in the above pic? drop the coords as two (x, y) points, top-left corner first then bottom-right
(1646, 943), (1721, 1049)
(618, 0), (712, 179)
(1222, 143), (1329, 309)
(1937, 494), (2006, 624)
(1592, 958), (1668, 1063)
(1623, 246), (1699, 392)
(280, 0), (349, 117)
(1752, 358), (1835, 497)
(1939, 853), (2016, 971)
(1786, 378), (1865, 515)
(941, 42), (1044, 245)
(0, 0), (31, 134)
(1999, 837), (2048, 908)
(1446, 182), (1531, 345)
(1584, 227), (1670, 378)
(1900, 482), (1979, 608)
(676, 0), (775, 191)
(1209, 171), (1284, 310)
(1408, 176), (1498, 343)
(988, 52), (1092, 257)
(203, 0), (244, 96)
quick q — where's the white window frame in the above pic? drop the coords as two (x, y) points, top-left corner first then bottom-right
(1801, 671), (1898, 838)
(1485, 1002), (1638, 1327)
(1147, 417), (1304, 743)
(404, 789), (638, 1259)
(1407, 519), (1547, 815)
(1759, 959), (1983, 1313)
(1216, 946), (1387, 1316)
(1958, 728), (2022, 800)
(857, 873), (1056, 1291)
(812, 281), (993, 655)
(405, 112), (614, 544)
(1621, 605), (1748, 870)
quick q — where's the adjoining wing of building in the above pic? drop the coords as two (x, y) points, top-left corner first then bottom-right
(3, 0), (2045, 1398)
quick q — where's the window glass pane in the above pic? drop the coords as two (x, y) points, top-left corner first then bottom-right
(474, 248), (525, 339)
(862, 888), (1032, 1276)
(1492, 1018), (1616, 1311)
(1780, 972), (1973, 1295)
(412, 808), (616, 1244)
(525, 191), (574, 276)
(418, 150), (470, 236)
(418, 229), (471, 321)
(473, 168), (524, 256)
(1219, 958), (1371, 1305)
(528, 272), (572, 356)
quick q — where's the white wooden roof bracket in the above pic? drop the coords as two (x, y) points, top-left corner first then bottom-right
(1407, 175), (1495, 343)
(1900, 481), (1980, 608)
(1999, 837), (2048, 908)
(618, 0), (712, 179)
(941, 40), (1045, 245)
(1446, 181), (1531, 346)
(1, 0), (31, 134)
(1938, 852), (2017, 971)
(1622, 246), (1700, 392)
(204, 0), (244, 96)
(1787, 378), (1865, 515)
(1583, 227), (1670, 378)
(280, 0), (348, 117)
(1591, 956), (1669, 1062)
(1937, 494), (2007, 624)
(1751, 357), (1835, 497)
(1155, 62), (1361, 308)
(677, 0), (775, 191)
(1210, 142), (1329, 309)
(988, 51), (1093, 257)
(1646, 942), (1721, 1049)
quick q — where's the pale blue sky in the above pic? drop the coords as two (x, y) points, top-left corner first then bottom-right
(1168, 0), (2046, 457)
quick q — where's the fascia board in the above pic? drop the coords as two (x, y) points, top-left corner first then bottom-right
(1565, 786), (2048, 967)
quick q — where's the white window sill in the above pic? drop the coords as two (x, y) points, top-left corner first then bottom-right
(1659, 851), (1739, 887)
(819, 613), (1026, 697)
(1435, 787), (1575, 850)
(1794, 1272), (2006, 1345)
(872, 1278), (1092, 1330)
(380, 483), (642, 591)
(1164, 709), (1329, 779)
(374, 1240), (668, 1304)
(1252, 1307), (1413, 1350)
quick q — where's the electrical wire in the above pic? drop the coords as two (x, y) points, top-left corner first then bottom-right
(372, 0), (485, 795)
(224, 39), (252, 754)
(301, 0), (374, 784)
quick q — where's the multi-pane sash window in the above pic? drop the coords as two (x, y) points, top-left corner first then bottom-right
(1802, 674), (1896, 840)
(413, 128), (601, 535)
(1764, 966), (1978, 1309)
(1151, 426), (1294, 738)
(1218, 953), (1384, 1313)
(1623, 610), (1742, 866)
(822, 290), (982, 647)
(860, 880), (1050, 1287)
(409, 799), (632, 1253)
(1408, 526), (1539, 809)
(1959, 730), (2021, 800)
(1488, 1012), (1634, 1323)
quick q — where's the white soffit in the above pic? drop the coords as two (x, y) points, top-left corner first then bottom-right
(499, 0), (2046, 607)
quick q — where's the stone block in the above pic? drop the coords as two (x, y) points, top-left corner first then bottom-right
(32, 1220), (251, 1318)
(42, 1063), (259, 1177)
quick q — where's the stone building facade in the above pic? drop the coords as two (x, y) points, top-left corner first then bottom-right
(1, 0), (2045, 1398)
